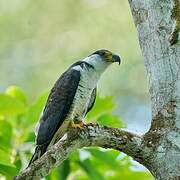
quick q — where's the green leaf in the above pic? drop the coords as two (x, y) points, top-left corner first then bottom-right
(78, 159), (105, 180)
(13, 154), (22, 174)
(24, 132), (36, 142)
(0, 94), (25, 116)
(85, 148), (120, 170)
(126, 171), (154, 180)
(0, 164), (18, 178)
(0, 120), (12, 148)
(0, 149), (15, 167)
(5, 86), (27, 105)
(87, 95), (115, 120)
(69, 151), (79, 162)
(111, 171), (154, 180)
(25, 92), (48, 124)
(47, 160), (70, 180)
(69, 151), (80, 172)
(58, 160), (70, 180)
(97, 113), (124, 128)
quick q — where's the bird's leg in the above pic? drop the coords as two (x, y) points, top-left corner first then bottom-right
(70, 120), (85, 129)
(90, 120), (97, 125)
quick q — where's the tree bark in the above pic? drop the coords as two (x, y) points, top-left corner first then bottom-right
(14, 124), (143, 180)
(15, 0), (180, 179)
(128, 0), (180, 179)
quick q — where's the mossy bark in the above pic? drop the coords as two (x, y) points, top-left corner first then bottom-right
(129, 0), (180, 179)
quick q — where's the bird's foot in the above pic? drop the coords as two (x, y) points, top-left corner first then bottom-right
(90, 120), (97, 125)
(71, 121), (84, 129)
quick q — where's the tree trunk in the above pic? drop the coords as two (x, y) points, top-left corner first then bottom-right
(128, 0), (180, 179)
(15, 1), (180, 180)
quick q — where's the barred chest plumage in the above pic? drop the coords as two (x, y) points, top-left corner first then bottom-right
(68, 64), (99, 121)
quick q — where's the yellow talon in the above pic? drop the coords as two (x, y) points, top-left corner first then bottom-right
(71, 121), (84, 129)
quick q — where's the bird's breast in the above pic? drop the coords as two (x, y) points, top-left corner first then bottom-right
(68, 69), (98, 120)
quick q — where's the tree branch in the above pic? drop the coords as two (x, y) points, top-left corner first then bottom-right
(14, 124), (144, 180)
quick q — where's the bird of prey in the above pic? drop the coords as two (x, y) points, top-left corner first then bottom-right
(28, 49), (121, 166)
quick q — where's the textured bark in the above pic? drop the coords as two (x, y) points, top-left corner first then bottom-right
(15, 0), (180, 179)
(128, 0), (180, 179)
(14, 124), (143, 180)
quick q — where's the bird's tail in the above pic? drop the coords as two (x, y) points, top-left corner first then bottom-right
(27, 143), (48, 167)
(28, 125), (67, 167)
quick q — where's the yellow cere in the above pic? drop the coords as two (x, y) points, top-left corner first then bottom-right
(104, 51), (113, 62)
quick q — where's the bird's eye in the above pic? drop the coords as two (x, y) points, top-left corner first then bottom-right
(101, 52), (106, 56)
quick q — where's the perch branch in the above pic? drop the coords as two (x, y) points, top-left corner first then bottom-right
(14, 124), (144, 180)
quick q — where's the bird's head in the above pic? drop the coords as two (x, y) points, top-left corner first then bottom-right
(83, 49), (121, 71)
(91, 49), (121, 65)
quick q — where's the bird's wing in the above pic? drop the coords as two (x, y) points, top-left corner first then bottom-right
(36, 68), (80, 146)
(86, 87), (97, 115)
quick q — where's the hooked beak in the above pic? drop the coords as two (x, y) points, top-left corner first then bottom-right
(112, 54), (121, 65)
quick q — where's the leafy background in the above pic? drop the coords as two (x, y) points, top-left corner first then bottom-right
(0, 0), (153, 179)
(0, 86), (153, 179)
(0, 0), (151, 133)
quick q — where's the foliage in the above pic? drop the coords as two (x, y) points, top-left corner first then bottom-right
(0, 86), (153, 180)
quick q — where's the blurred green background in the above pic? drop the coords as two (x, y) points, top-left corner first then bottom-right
(0, 0), (153, 179)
